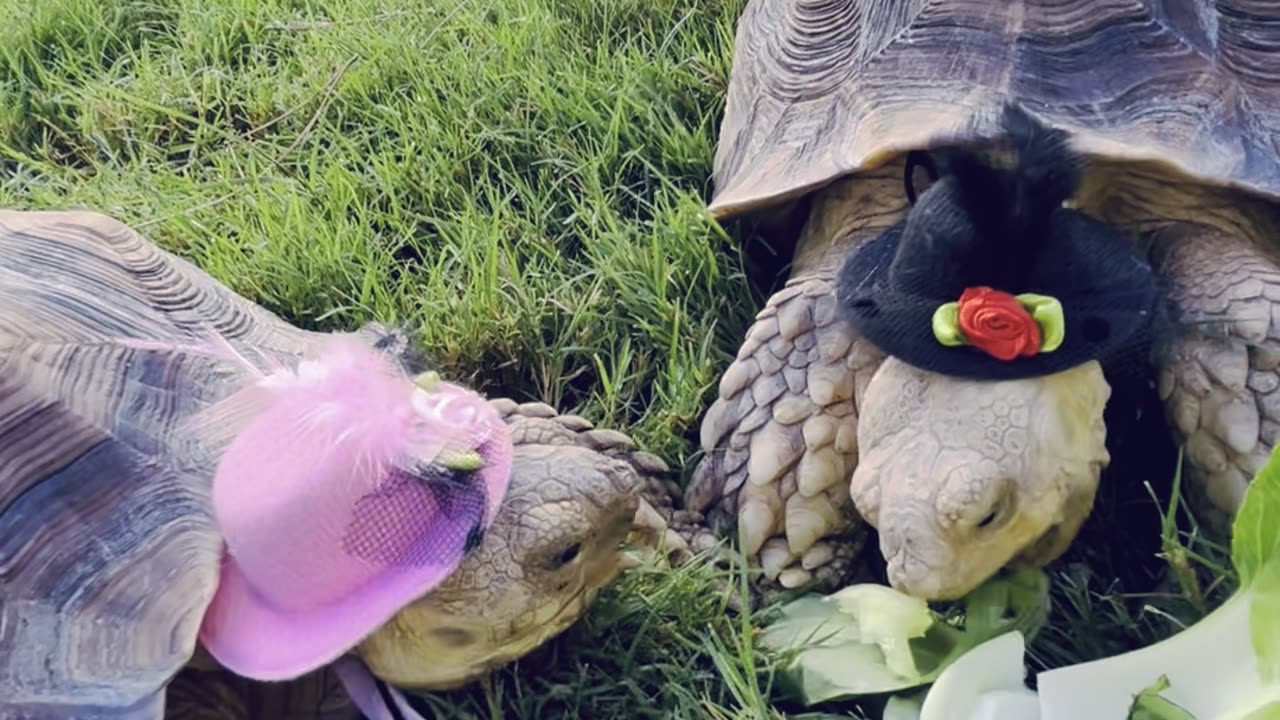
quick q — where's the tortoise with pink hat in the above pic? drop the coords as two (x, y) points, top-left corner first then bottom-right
(0, 210), (695, 719)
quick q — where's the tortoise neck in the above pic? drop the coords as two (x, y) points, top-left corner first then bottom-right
(1073, 159), (1280, 257)
(789, 156), (912, 281)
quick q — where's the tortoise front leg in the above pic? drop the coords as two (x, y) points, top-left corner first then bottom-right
(685, 168), (907, 596)
(1149, 222), (1280, 530)
(687, 273), (877, 588)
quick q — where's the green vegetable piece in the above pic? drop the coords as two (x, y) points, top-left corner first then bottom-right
(758, 594), (928, 703)
(1037, 444), (1280, 719)
(1236, 446), (1280, 683)
(916, 631), (1036, 720)
(1239, 701), (1280, 720)
(757, 569), (1050, 706)
(1127, 676), (1197, 720)
(830, 584), (934, 678)
(883, 692), (925, 720)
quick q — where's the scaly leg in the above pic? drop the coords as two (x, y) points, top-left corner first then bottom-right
(1150, 222), (1280, 529)
(686, 165), (909, 594)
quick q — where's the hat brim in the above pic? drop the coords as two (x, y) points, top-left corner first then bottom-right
(837, 213), (1158, 380)
(197, 438), (511, 681)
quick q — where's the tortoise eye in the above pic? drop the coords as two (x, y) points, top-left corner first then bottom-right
(551, 542), (582, 569)
(464, 523), (484, 552)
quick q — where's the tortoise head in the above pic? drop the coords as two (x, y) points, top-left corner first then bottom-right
(354, 410), (643, 690)
(850, 356), (1111, 600)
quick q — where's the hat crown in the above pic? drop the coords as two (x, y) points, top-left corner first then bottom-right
(835, 103), (1159, 380)
(887, 104), (1083, 300)
(209, 338), (511, 611)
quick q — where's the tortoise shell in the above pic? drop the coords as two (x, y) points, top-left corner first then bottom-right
(0, 210), (408, 717)
(710, 0), (1280, 218)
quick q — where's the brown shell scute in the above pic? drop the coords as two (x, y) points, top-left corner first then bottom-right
(712, 0), (1280, 218)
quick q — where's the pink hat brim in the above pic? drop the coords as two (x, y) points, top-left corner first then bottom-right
(199, 433), (512, 681)
(197, 513), (474, 680)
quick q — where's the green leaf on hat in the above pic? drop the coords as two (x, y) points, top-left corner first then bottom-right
(1016, 293), (1065, 353)
(932, 302), (966, 347)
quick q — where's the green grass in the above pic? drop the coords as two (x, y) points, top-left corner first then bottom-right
(0, 1), (1240, 718)
(0, 0), (762, 464)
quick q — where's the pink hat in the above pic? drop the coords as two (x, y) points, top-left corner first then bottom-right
(196, 335), (513, 681)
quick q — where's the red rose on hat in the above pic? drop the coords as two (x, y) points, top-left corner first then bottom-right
(957, 286), (1042, 361)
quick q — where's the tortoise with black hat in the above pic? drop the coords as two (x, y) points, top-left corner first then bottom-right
(686, 0), (1280, 602)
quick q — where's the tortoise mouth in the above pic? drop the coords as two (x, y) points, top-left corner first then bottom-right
(397, 582), (604, 692)
(503, 583), (594, 649)
(498, 542), (629, 647)
(391, 546), (629, 692)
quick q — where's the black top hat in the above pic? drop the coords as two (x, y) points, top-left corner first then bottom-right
(835, 104), (1158, 380)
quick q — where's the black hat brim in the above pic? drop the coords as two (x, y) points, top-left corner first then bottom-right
(836, 211), (1158, 381)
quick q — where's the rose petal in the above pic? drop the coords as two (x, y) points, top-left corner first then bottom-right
(953, 287), (1047, 361)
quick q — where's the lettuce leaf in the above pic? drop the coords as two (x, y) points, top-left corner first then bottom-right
(760, 444), (1280, 718)
(1035, 445), (1280, 719)
(757, 569), (1049, 706)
